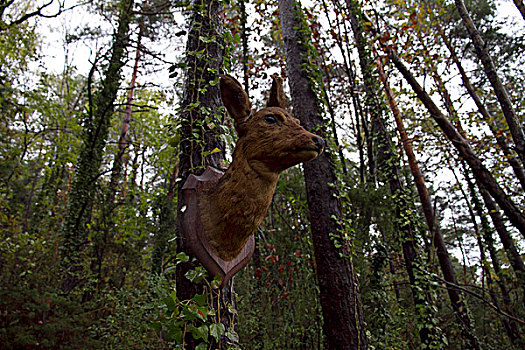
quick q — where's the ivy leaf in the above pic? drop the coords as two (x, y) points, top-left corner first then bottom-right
(196, 306), (209, 321)
(164, 295), (176, 312)
(176, 252), (189, 263)
(195, 343), (207, 350)
(192, 324), (209, 342)
(185, 266), (207, 283)
(193, 293), (208, 306)
(168, 322), (183, 343)
(226, 329), (239, 343)
(210, 274), (222, 289)
(210, 323), (225, 342)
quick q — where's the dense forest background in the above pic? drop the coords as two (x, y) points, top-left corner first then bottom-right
(1, 0), (524, 348)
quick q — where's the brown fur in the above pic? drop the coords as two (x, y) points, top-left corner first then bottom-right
(199, 75), (324, 261)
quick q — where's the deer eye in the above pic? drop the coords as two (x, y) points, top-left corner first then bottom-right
(265, 115), (278, 124)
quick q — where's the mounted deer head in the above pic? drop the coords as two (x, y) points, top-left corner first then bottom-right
(197, 74), (324, 262)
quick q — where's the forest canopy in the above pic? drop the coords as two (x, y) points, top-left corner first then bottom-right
(1, 0), (524, 348)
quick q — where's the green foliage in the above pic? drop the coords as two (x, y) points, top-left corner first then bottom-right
(1, 0), (524, 348)
(149, 252), (239, 349)
(90, 275), (174, 349)
(236, 167), (324, 349)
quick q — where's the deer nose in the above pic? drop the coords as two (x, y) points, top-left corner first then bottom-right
(312, 136), (325, 152)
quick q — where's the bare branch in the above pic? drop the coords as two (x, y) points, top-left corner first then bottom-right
(1, 0), (92, 31)
(431, 274), (525, 325)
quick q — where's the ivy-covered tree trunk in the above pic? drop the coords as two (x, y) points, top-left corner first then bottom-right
(169, 0), (234, 348)
(279, 0), (368, 349)
(376, 54), (481, 349)
(175, 0), (225, 299)
(59, 0), (134, 294)
(107, 19), (143, 204)
(345, 1), (450, 348)
(87, 19), (144, 296)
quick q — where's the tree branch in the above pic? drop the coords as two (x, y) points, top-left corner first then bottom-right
(430, 273), (525, 325)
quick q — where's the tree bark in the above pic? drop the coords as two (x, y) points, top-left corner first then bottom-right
(455, 0), (525, 164)
(59, 0), (134, 294)
(346, 1), (445, 347)
(279, 0), (368, 349)
(319, 64), (348, 175)
(376, 55), (480, 349)
(108, 19), (143, 204)
(476, 182), (525, 293)
(387, 48), (525, 238)
(85, 19), (144, 299)
(239, 0), (249, 96)
(172, 0), (233, 348)
(464, 169), (521, 344)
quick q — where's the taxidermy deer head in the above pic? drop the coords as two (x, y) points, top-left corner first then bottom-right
(199, 74), (325, 261)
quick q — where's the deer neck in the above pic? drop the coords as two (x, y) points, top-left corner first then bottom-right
(199, 154), (280, 261)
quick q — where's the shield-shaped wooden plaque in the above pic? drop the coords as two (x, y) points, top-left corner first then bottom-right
(181, 166), (255, 287)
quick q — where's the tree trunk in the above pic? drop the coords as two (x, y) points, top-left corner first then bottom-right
(59, 0), (134, 294)
(84, 19), (144, 299)
(171, 0), (233, 348)
(279, 0), (368, 349)
(455, 0), (525, 164)
(239, 0), (249, 96)
(324, 0), (365, 181)
(476, 182), (525, 293)
(108, 19), (143, 204)
(464, 169), (521, 344)
(387, 48), (525, 238)
(376, 54), (480, 349)
(345, 1), (445, 347)
(319, 64), (348, 175)
(438, 25), (525, 191)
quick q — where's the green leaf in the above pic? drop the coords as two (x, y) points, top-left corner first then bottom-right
(192, 324), (209, 341)
(210, 274), (222, 289)
(176, 252), (189, 262)
(195, 306), (209, 321)
(195, 343), (207, 350)
(210, 323), (225, 341)
(168, 134), (180, 147)
(193, 293), (208, 306)
(185, 266), (207, 283)
(168, 323), (183, 343)
(150, 322), (162, 333)
(164, 295), (176, 312)
(182, 305), (198, 321)
(226, 329), (239, 343)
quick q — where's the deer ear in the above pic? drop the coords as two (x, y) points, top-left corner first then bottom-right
(267, 74), (288, 109)
(220, 75), (251, 135)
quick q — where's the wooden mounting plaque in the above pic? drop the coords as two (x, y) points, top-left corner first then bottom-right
(181, 166), (255, 287)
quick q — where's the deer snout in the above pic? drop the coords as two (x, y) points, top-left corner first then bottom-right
(312, 136), (325, 154)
